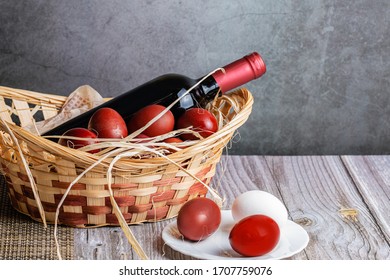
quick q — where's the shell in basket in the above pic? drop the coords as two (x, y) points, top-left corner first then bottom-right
(0, 85), (253, 228)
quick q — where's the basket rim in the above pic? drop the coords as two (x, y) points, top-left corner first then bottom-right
(0, 86), (253, 168)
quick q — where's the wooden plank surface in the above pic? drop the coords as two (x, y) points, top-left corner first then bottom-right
(265, 156), (389, 260)
(341, 156), (390, 241)
(73, 155), (390, 260)
(2, 155), (388, 259)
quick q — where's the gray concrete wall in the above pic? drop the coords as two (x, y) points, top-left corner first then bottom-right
(1, 0), (389, 155)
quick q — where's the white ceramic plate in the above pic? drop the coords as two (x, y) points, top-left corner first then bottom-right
(162, 210), (309, 260)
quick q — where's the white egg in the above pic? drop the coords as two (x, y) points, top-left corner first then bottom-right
(231, 190), (288, 227)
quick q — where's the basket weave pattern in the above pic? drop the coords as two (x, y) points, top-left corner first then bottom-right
(0, 86), (253, 228)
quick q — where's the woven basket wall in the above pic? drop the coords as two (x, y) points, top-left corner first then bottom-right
(0, 86), (253, 228)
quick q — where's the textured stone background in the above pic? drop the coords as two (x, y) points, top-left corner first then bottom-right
(1, 0), (389, 155)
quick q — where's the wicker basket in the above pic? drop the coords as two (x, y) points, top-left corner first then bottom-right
(0, 86), (253, 230)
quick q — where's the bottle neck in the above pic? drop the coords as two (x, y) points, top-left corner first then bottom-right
(192, 52), (266, 106)
(212, 52), (266, 93)
(191, 75), (220, 107)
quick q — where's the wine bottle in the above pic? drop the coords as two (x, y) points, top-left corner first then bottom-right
(43, 52), (266, 137)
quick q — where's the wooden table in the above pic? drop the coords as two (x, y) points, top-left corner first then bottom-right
(71, 155), (390, 260)
(74, 156), (390, 260)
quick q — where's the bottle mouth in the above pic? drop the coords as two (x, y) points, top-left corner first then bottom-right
(244, 52), (267, 78)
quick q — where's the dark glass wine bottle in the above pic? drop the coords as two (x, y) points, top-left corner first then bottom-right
(43, 52), (266, 137)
